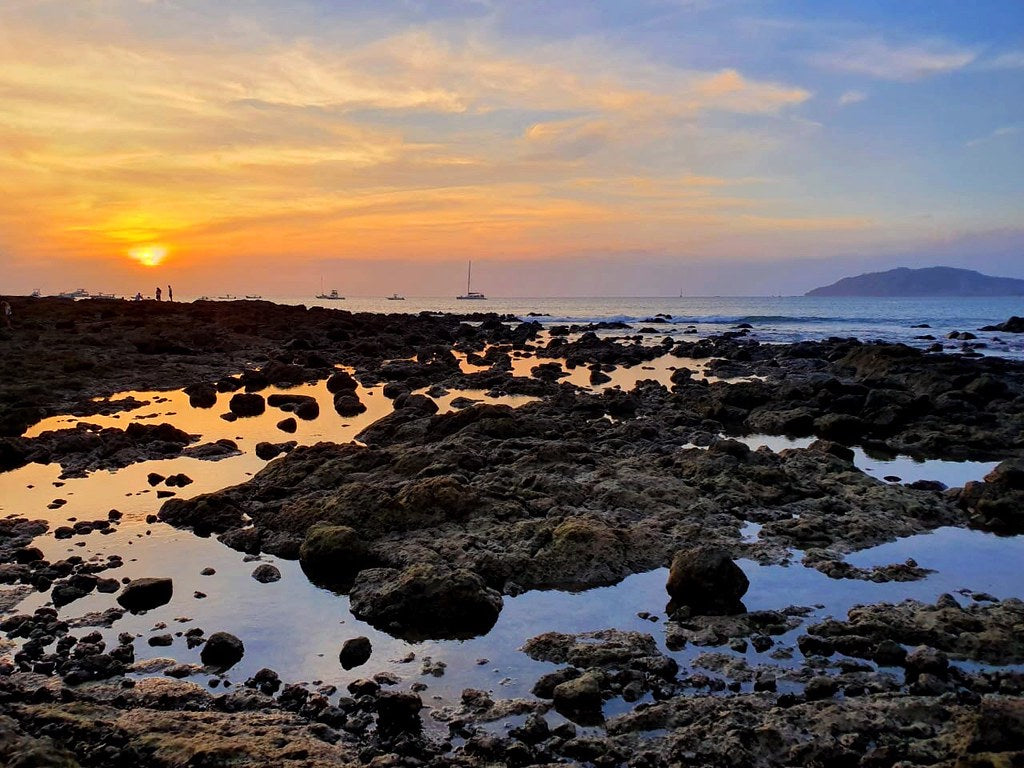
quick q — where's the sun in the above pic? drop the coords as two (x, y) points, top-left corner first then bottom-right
(128, 245), (168, 267)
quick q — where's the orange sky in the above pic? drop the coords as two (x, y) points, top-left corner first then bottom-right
(1, 2), (1021, 295)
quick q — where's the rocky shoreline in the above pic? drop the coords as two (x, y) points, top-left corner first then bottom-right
(2, 297), (1024, 766)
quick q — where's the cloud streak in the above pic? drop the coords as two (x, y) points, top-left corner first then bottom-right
(812, 38), (975, 81)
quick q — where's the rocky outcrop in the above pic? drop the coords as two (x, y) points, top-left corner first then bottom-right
(955, 459), (1024, 532)
(349, 563), (503, 639)
(200, 631), (245, 669)
(666, 547), (749, 616)
(117, 578), (173, 612)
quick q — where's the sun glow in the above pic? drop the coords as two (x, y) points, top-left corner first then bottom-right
(128, 245), (168, 267)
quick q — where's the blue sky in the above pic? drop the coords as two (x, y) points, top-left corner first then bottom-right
(0, 0), (1021, 295)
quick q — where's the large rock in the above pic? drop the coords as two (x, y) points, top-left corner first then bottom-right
(201, 631), (245, 669)
(375, 691), (423, 733)
(333, 393), (366, 417)
(159, 495), (245, 535)
(339, 636), (372, 670)
(349, 563), (503, 640)
(979, 316), (1024, 333)
(326, 371), (358, 394)
(184, 382), (217, 409)
(117, 578), (173, 612)
(666, 547), (748, 615)
(229, 393), (266, 417)
(956, 459), (1024, 533)
(298, 525), (369, 585)
(552, 671), (604, 724)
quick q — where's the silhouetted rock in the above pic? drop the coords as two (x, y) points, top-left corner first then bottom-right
(667, 547), (748, 616)
(117, 578), (173, 612)
(201, 631), (245, 669)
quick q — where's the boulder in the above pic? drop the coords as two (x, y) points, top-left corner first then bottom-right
(229, 393), (265, 417)
(333, 393), (366, 417)
(375, 691), (423, 732)
(326, 371), (358, 393)
(349, 563), (503, 639)
(276, 417), (297, 433)
(251, 564), (281, 583)
(159, 495), (245, 535)
(184, 383), (218, 409)
(201, 631), (245, 669)
(339, 636), (372, 670)
(117, 578), (173, 612)
(298, 525), (369, 585)
(552, 671), (603, 724)
(294, 400), (320, 420)
(666, 547), (748, 615)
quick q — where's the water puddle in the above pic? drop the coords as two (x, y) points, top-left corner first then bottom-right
(735, 434), (996, 487)
(1, 377), (1021, 733)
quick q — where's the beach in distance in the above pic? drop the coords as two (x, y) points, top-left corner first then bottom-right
(2, 294), (1024, 766)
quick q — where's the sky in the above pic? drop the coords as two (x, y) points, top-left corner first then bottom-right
(1, 0), (1022, 297)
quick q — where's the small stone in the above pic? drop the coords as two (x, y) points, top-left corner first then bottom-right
(251, 564), (282, 584)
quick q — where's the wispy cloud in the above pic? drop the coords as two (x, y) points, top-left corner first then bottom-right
(813, 38), (975, 81)
(966, 125), (1020, 148)
(837, 90), (866, 106)
(975, 51), (1024, 71)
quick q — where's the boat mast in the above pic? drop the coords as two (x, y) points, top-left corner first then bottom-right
(467, 261), (472, 295)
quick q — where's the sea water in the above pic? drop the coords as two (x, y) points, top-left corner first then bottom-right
(183, 295), (1024, 358)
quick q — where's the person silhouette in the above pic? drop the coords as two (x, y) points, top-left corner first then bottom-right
(155, 287), (162, 301)
(168, 285), (173, 302)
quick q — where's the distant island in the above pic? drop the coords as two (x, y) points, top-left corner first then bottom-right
(806, 266), (1024, 297)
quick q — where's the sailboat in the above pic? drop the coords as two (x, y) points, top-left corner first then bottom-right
(386, 293), (405, 301)
(456, 261), (487, 300)
(316, 277), (344, 300)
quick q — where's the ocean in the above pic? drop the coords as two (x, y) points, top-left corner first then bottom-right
(196, 294), (1024, 359)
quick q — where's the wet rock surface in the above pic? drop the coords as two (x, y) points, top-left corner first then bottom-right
(3, 299), (1024, 767)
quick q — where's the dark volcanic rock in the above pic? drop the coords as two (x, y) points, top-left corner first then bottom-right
(339, 636), (372, 669)
(349, 563), (503, 639)
(201, 631), (245, 669)
(375, 691), (423, 733)
(251, 564), (282, 583)
(159, 494), (245, 535)
(956, 459), (1024, 533)
(185, 382), (218, 408)
(553, 672), (604, 724)
(298, 525), (370, 586)
(326, 371), (358, 394)
(229, 393), (266, 417)
(117, 577), (173, 612)
(666, 547), (748, 616)
(333, 393), (366, 417)
(980, 316), (1024, 333)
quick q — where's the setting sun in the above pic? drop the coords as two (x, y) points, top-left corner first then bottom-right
(128, 245), (168, 268)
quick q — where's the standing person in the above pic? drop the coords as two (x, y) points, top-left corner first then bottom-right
(168, 285), (173, 302)
(155, 286), (162, 301)
(1, 299), (11, 328)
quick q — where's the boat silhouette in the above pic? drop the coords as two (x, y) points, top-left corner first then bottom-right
(456, 262), (486, 300)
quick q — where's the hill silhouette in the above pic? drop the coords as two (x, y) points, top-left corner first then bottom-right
(806, 267), (1024, 297)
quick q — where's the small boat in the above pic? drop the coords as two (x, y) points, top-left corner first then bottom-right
(245, 295), (262, 299)
(59, 288), (90, 298)
(316, 289), (344, 300)
(216, 294), (238, 300)
(386, 293), (405, 301)
(30, 289), (41, 298)
(89, 292), (115, 299)
(456, 261), (487, 300)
